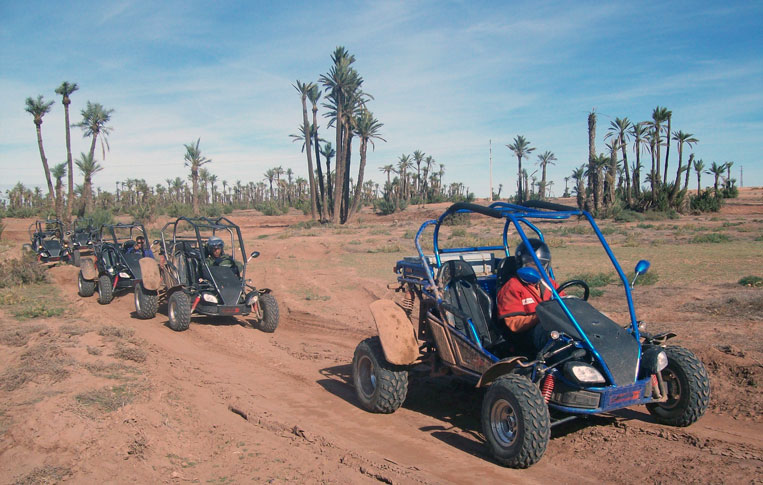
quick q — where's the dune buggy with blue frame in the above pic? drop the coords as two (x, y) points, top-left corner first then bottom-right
(77, 222), (152, 305)
(66, 217), (99, 267)
(24, 219), (71, 264)
(135, 216), (279, 333)
(351, 201), (710, 468)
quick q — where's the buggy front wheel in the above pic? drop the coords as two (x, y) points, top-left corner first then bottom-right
(97, 275), (114, 304)
(255, 293), (279, 333)
(168, 291), (191, 331)
(352, 337), (408, 414)
(134, 282), (158, 319)
(481, 375), (550, 468)
(78, 271), (96, 297)
(73, 249), (81, 267)
(646, 346), (710, 427)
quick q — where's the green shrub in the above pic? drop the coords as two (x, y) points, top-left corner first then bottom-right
(690, 191), (723, 212)
(255, 202), (288, 216)
(690, 233), (731, 244)
(89, 208), (115, 227)
(738, 276), (763, 287)
(567, 272), (613, 288)
(0, 254), (48, 288)
(165, 203), (193, 218)
(442, 213), (471, 226)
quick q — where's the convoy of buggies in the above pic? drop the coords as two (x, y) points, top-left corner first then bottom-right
(71, 216), (279, 333)
(25, 202), (711, 470)
(351, 201), (710, 468)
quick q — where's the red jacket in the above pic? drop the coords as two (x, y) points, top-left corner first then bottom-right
(497, 276), (563, 332)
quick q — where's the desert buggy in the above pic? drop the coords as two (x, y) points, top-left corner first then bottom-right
(352, 201), (710, 468)
(77, 222), (152, 304)
(66, 217), (99, 267)
(24, 219), (71, 264)
(134, 216), (279, 333)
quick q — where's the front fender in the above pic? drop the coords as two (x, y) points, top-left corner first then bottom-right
(370, 299), (419, 366)
(80, 258), (97, 280)
(139, 257), (161, 291)
(476, 357), (529, 388)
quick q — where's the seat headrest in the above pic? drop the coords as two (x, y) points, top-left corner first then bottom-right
(438, 259), (477, 287)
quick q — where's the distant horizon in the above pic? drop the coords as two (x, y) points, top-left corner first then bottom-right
(2, 1), (761, 197)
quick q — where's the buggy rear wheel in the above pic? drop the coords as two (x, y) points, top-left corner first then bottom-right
(73, 249), (81, 267)
(97, 275), (114, 304)
(352, 337), (408, 414)
(255, 293), (279, 333)
(168, 291), (191, 331)
(134, 282), (158, 319)
(78, 271), (96, 297)
(646, 346), (710, 427)
(481, 375), (550, 468)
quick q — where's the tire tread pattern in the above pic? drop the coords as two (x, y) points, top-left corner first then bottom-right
(354, 337), (408, 414)
(647, 345), (710, 427)
(134, 282), (158, 319)
(168, 291), (191, 331)
(256, 293), (279, 333)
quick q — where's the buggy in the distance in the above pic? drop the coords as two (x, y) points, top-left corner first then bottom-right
(24, 219), (71, 264)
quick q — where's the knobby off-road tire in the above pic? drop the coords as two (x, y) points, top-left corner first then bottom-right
(78, 271), (96, 297)
(646, 345), (710, 427)
(134, 282), (158, 319)
(352, 336), (409, 414)
(481, 375), (550, 468)
(256, 293), (279, 333)
(97, 275), (114, 304)
(168, 291), (191, 332)
(73, 249), (81, 267)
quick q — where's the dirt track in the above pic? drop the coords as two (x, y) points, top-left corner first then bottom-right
(1, 190), (762, 484)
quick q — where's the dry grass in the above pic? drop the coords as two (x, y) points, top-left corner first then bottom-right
(59, 323), (92, 336)
(12, 465), (72, 485)
(98, 326), (135, 339)
(1, 342), (74, 391)
(75, 383), (145, 413)
(111, 342), (147, 363)
(84, 361), (142, 380)
(0, 323), (47, 347)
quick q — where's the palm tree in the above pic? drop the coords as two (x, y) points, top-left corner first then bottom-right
(55, 81), (79, 220)
(571, 165), (586, 211)
(320, 46), (368, 223)
(507, 135), (535, 202)
(669, 131), (698, 204)
(693, 159), (705, 196)
(706, 162), (726, 195)
(606, 117), (632, 205)
(587, 110), (597, 211)
(379, 164), (394, 186)
(724, 161), (734, 189)
(650, 106), (670, 192)
(51, 162), (67, 219)
(76, 101), (114, 161)
(264, 168), (276, 201)
(307, 84), (328, 220)
(604, 141), (618, 207)
(536, 151), (556, 200)
(183, 138), (211, 215)
(349, 109), (385, 220)
(396, 154), (413, 201)
(75, 152), (103, 214)
(412, 150), (425, 197)
(294, 80), (318, 220)
(662, 108), (673, 186)
(629, 122), (648, 198)
(25, 95), (56, 203)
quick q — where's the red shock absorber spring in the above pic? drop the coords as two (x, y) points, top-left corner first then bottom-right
(541, 374), (555, 403)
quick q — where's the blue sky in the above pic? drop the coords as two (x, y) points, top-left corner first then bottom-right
(1, 0), (761, 198)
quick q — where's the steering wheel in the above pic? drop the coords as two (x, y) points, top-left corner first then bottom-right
(557, 279), (590, 301)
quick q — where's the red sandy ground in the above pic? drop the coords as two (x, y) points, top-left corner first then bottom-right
(1, 188), (761, 484)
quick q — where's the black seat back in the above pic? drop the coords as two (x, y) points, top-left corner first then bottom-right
(496, 256), (519, 288)
(439, 260), (500, 348)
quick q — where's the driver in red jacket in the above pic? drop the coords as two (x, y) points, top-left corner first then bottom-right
(497, 238), (563, 352)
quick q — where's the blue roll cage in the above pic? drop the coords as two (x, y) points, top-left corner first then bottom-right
(403, 201), (642, 386)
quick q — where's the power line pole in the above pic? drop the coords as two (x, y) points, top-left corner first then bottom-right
(489, 139), (493, 201)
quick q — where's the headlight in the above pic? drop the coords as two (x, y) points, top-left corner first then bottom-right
(564, 362), (606, 384)
(656, 351), (668, 372)
(108, 268), (115, 274)
(41, 252), (49, 257)
(87, 240), (92, 245)
(118, 271), (131, 278)
(202, 293), (219, 303)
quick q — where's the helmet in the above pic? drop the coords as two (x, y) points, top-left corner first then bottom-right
(515, 238), (551, 269)
(206, 236), (224, 254)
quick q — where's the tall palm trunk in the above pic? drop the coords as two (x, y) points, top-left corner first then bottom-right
(312, 109), (327, 221)
(34, 123), (55, 204)
(63, 100), (74, 220)
(348, 137), (368, 221)
(620, 139), (631, 205)
(587, 111), (596, 212)
(332, 112), (345, 223)
(662, 115), (672, 186)
(298, 92), (318, 220)
(55, 178), (64, 220)
(683, 154), (694, 192)
(192, 169), (199, 215)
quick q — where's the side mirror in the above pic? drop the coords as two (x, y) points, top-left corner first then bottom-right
(517, 267), (541, 285)
(247, 251), (260, 262)
(631, 259), (651, 288)
(635, 259), (650, 275)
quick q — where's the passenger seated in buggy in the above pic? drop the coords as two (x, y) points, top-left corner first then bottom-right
(204, 236), (242, 277)
(497, 238), (564, 354)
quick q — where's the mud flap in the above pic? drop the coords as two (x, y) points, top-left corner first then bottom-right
(80, 257), (97, 280)
(370, 299), (419, 365)
(139, 258), (161, 291)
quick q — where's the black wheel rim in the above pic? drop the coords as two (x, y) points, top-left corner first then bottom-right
(661, 368), (682, 410)
(490, 398), (519, 447)
(357, 354), (377, 398)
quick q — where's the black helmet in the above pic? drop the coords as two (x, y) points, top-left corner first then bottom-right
(206, 236), (224, 254)
(515, 238), (551, 269)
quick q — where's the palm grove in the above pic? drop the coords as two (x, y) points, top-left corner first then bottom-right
(9, 54), (734, 224)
